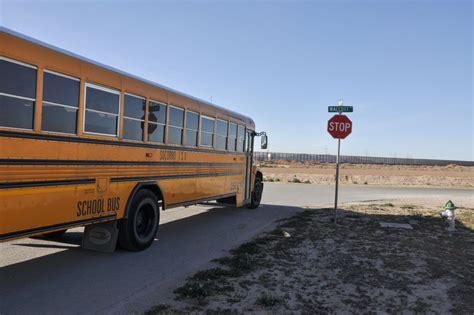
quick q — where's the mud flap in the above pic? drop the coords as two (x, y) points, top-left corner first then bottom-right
(81, 220), (119, 253)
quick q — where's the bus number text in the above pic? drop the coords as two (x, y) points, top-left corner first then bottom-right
(230, 182), (240, 191)
(160, 150), (186, 161)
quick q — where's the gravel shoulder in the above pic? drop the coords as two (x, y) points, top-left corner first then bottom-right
(149, 200), (474, 314)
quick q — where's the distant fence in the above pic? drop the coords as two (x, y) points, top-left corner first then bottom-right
(253, 152), (474, 167)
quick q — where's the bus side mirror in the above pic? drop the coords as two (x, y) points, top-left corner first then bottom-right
(261, 134), (268, 149)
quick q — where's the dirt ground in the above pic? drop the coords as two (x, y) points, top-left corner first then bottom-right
(147, 200), (474, 314)
(259, 161), (474, 188)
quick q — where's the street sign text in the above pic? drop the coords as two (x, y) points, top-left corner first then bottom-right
(328, 106), (353, 113)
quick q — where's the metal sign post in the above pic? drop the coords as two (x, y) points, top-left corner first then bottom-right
(327, 101), (353, 224)
(334, 137), (341, 224)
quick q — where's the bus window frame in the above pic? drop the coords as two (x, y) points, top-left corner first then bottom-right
(147, 99), (167, 144)
(215, 118), (229, 151)
(227, 122), (238, 152)
(200, 115), (215, 148)
(0, 55), (37, 70)
(0, 56), (37, 132)
(184, 110), (199, 147)
(237, 124), (246, 152)
(41, 69), (80, 136)
(43, 68), (80, 82)
(122, 92), (146, 142)
(168, 104), (185, 146)
(83, 82), (121, 138)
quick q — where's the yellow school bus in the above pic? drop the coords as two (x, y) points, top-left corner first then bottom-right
(0, 27), (268, 252)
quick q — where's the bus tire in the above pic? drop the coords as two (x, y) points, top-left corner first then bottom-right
(249, 176), (263, 209)
(118, 190), (160, 251)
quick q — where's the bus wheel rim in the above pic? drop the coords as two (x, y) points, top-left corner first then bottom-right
(254, 181), (262, 202)
(135, 202), (155, 240)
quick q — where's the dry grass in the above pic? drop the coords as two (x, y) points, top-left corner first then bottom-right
(148, 202), (474, 314)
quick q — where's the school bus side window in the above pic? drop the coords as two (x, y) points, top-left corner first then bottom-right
(246, 130), (253, 152)
(200, 116), (215, 147)
(123, 93), (146, 141)
(228, 123), (237, 151)
(148, 100), (166, 143)
(215, 119), (228, 150)
(42, 71), (80, 134)
(84, 83), (120, 136)
(237, 125), (245, 152)
(168, 106), (184, 145)
(0, 57), (37, 130)
(185, 111), (199, 146)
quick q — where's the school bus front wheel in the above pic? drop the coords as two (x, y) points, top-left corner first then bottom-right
(249, 173), (264, 209)
(118, 190), (160, 251)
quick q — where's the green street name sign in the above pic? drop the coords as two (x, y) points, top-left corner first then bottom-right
(328, 106), (353, 113)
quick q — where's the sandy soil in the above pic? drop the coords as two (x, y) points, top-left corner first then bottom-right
(259, 161), (474, 188)
(147, 200), (474, 314)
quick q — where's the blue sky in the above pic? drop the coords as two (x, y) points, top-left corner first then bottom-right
(1, 0), (472, 160)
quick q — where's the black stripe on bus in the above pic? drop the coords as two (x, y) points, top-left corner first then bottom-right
(0, 159), (241, 167)
(0, 172), (241, 189)
(166, 193), (237, 208)
(0, 215), (116, 241)
(110, 172), (242, 183)
(0, 178), (95, 189)
(0, 130), (247, 155)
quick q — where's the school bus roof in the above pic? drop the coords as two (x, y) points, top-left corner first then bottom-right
(0, 26), (255, 128)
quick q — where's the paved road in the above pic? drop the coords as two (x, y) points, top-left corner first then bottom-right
(1, 183), (472, 314)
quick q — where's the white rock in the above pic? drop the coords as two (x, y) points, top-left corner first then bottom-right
(379, 222), (413, 229)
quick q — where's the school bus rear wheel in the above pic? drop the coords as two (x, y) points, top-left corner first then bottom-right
(118, 190), (160, 251)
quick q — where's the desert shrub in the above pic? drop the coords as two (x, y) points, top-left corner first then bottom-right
(290, 176), (302, 183)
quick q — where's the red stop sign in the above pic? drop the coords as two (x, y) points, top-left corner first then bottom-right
(327, 114), (352, 139)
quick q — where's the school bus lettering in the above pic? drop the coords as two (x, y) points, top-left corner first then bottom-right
(77, 197), (120, 216)
(107, 197), (120, 212)
(77, 199), (104, 216)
